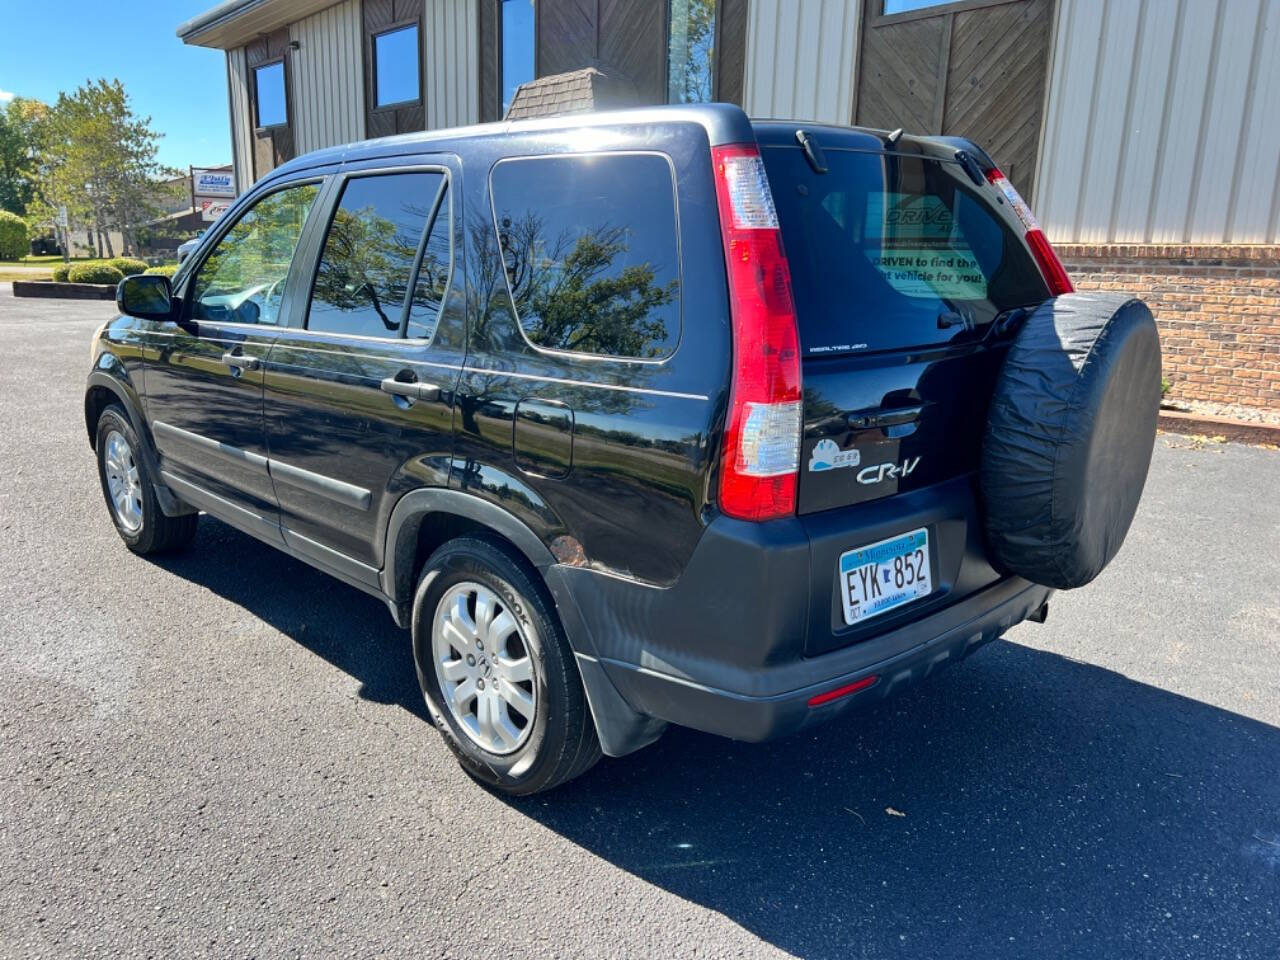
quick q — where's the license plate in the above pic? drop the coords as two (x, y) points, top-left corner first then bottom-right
(838, 528), (932, 626)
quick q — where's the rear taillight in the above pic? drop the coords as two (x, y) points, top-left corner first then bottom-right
(986, 168), (1074, 296)
(711, 143), (803, 522)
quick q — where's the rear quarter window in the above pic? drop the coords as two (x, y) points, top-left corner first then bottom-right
(489, 152), (682, 360)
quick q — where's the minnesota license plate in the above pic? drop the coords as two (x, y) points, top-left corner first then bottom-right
(838, 528), (932, 626)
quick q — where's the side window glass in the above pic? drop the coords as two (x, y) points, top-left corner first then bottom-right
(307, 171), (446, 339)
(191, 183), (318, 326)
(490, 153), (681, 360)
(406, 184), (451, 340)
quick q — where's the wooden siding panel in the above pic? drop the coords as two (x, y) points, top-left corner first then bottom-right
(537, 0), (596, 78)
(856, 14), (946, 132)
(942, 0), (1053, 198)
(479, 0), (500, 121)
(600, 0), (665, 103)
(715, 0), (748, 106)
(744, 0), (860, 123)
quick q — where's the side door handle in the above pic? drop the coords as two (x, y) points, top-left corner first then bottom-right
(380, 375), (440, 402)
(221, 350), (260, 372)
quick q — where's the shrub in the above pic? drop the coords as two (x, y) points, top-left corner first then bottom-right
(107, 256), (148, 277)
(143, 264), (179, 277)
(0, 211), (28, 260)
(67, 262), (124, 285)
(1161, 375), (1172, 398)
(52, 262), (72, 282)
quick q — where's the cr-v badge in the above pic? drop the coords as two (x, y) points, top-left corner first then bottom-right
(857, 457), (921, 485)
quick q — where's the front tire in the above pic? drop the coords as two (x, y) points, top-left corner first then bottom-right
(95, 405), (198, 555)
(412, 536), (601, 795)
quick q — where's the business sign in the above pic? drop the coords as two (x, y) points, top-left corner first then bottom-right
(193, 168), (236, 199)
(199, 199), (232, 222)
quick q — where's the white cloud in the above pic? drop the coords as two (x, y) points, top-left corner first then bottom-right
(0, 90), (14, 103)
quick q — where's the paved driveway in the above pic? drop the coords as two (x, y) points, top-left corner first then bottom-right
(1, 287), (1277, 959)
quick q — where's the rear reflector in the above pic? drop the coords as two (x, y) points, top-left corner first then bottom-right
(807, 675), (879, 707)
(986, 169), (1074, 297)
(711, 143), (803, 522)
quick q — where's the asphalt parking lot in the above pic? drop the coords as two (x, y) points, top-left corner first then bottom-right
(1, 284), (1277, 959)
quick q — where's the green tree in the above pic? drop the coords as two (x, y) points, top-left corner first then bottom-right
(29, 79), (177, 257)
(0, 99), (40, 216)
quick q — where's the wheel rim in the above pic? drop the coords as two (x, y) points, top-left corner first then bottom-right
(103, 430), (143, 534)
(431, 581), (537, 755)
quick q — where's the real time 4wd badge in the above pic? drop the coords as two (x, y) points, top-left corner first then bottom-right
(808, 438), (860, 473)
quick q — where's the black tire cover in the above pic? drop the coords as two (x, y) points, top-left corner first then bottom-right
(981, 292), (1162, 589)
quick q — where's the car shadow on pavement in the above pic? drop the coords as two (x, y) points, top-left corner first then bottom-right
(154, 518), (1280, 959)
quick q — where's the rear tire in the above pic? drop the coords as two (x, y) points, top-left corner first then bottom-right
(411, 536), (601, 795)
(95, 405), (198, 555)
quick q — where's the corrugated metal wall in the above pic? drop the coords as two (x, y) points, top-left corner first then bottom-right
(423, 0), (479, 129)
(288, 0), (366, 155)
(1037, 0), (1280, 244)
(225, 47), (255, 193)
(743, 0), (861, 123)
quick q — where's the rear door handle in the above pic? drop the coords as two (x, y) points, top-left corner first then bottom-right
(221, 351), (260, 371)
(847, 405), (924, 430)
(380, 375), (440, 402)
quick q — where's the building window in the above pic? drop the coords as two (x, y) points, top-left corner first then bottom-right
(667, 0), (718, 104)
(883, 0), (954, 13)
(374, 24), (420, 107)
(254, 61), (287, 128)
(501, 0), (534, 115)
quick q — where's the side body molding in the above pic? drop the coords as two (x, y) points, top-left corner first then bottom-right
(381, 488), (665, 757)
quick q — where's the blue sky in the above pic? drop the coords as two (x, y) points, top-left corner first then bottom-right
(0, 0), (231, 172)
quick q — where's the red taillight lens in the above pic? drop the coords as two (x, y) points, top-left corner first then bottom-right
(986, 168), (1074, 297)
(711, 143), (803, 522)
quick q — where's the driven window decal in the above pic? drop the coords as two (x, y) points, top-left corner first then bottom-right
(864, 193), (988, 300)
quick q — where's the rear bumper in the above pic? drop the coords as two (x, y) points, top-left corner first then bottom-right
(599, 573), (1049, 741)
(549, 474), (1050, 746)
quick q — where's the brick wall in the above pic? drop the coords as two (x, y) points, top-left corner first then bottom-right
(1055, 244), (1280, 410)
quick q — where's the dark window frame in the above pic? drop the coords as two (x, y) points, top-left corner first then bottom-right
(252, 57), (290, 132)
(487, 149), (685, 365)
(371, 21), (424, 111)
(302, 166), (455, 346)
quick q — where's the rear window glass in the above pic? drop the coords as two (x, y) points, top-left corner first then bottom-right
(490, 153), (681, 360)
(762, 147), (1048, 355)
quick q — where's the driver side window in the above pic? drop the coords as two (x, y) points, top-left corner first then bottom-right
(190, 182), (319, 326)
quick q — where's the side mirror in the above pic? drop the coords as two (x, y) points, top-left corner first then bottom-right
(117, 274), (174, 321)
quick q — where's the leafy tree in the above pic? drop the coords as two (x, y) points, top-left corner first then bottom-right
(668, 0), (717, 103)
(24, 79), (179, 257)
(0, 99), (40, 216)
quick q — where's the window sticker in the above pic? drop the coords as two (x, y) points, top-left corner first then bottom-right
(864, 193), (988, 300)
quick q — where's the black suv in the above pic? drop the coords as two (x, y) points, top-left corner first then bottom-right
(87, 105), (1161, 794)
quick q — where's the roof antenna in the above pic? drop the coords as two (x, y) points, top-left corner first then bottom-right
(884, 127), (904, 147)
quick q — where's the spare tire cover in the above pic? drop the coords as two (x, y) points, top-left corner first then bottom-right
(981, 292), (1162, 589)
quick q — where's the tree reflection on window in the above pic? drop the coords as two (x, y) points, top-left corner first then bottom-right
(308, 172), (447, 340)
(491, 154), (681, 359)
(192, 183), (318, 326)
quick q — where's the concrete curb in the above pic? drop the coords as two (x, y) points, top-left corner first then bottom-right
(12, 280), (116, 301)
(1158, 409), (1280, 446)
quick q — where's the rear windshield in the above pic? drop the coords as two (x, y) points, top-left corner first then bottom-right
(761, 146), (1049, 355)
